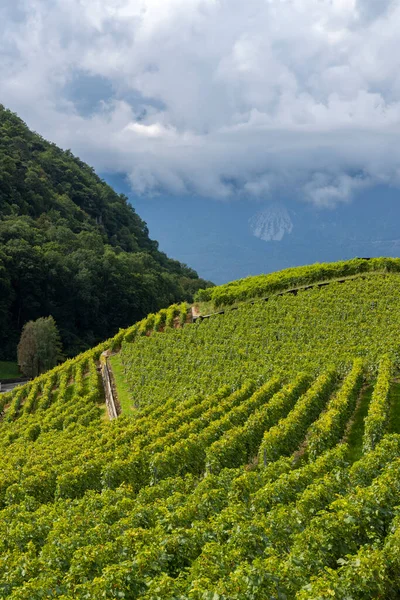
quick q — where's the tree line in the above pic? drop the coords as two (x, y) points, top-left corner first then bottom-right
(0, 105), (212, 360)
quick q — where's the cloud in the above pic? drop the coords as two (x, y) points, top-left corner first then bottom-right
(1, 0), (400, 206)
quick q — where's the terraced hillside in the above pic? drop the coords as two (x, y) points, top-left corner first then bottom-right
(2, 259), (400, 598)
(115, 273), (400, 411)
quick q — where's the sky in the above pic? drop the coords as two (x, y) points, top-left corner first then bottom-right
(1, 0), (400, 209)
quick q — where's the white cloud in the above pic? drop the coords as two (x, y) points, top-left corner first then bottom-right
(1, 0), (400, 205)
(304, 173), (372, 208)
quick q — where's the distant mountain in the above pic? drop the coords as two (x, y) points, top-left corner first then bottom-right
(0, 106), (211, 359)
(103, 175), (400, 284)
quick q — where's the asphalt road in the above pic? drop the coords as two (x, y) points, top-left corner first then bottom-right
(0, 381), (27, 393)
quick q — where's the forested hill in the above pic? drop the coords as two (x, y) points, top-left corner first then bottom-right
(0, 105), (212, 359)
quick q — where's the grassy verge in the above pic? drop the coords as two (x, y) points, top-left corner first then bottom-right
(193, 300), (215, 316)
(109, 354), (133, 415)
(346, 384), (373, 463)
(0, 361), (20, 380)
(388, 382), (400, 434)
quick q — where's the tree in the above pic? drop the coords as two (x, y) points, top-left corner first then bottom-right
(16, 320), (37, 378)
(17, 316), (62, 378)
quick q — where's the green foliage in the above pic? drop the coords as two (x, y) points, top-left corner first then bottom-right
(23, 379), (42, 415)
(279, 459), (400, 597)
(0, 362), (399, 598)
(258, 370), (337, 465)
(150, 379), (280, 481)
(252, 444), (348, 513)
(153, 308), (167, 332)
(363, 354), (392, 452)
(119, 274), (400, 412)
(179, 301), (189, 326)
(306, 359), (364, 461)
(17, 316), (62, 378)
(206, 373), (310, 473)
(2, 266), (400, 598)
(5, 386), (27, 422)
(349, 434), (400, 487)
(194, 287), (213, 302)
(195, 256), (400, 307)
(0, 105), (212, 359)
(296, 544), (388, 600)
(345, 383), (373, 463)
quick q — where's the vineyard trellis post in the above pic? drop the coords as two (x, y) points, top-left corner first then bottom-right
(100, 351), (119, 420)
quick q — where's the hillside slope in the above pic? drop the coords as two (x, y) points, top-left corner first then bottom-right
(0, 105), (211, 359)
(115, 272), (400, 410)
(1, 260), (400, 599)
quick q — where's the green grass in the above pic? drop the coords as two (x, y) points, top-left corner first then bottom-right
(194, 300), (216, 316)
(0, 361), (20, 380)
(346, 384), (373, 463)
(109, 354), (134, 414)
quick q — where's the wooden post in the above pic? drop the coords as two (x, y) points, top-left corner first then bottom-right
(100, 352), (118, 420)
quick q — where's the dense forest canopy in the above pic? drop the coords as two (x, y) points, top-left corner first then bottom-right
(0, 105), (212, 359)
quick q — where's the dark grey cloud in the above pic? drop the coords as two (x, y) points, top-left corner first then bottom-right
(356, 0), (394, 23)
(1, 0), (400, 206)
(63, 71), (114, 117)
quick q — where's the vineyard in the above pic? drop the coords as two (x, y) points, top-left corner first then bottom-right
(116, 272), (400, 409)
(1, 261), (400, 598)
